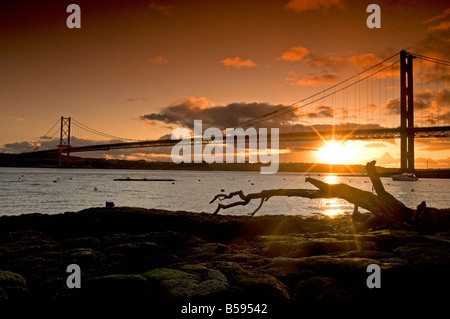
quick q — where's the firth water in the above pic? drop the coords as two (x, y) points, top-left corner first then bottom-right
(1, 167), (449, 217)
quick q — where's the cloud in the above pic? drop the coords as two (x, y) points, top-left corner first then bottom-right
(149, 55), (169, 64)
(0, 136), (179, 162)
(1, 136), (131, 154)
(286, 71), (339, 86)
(148, 3), (175, 16)
(221, 57), (257, 69)
(427, 21), (450, 32)
(281, 46), (347, 69)
(348, 53), (383, 71)
(402, 89), (450, 125)
(437, 89), (450, 106)
(414, 8), (450, 60)
(384, 98), (400, 115)
(305, 55), (346, 69)
(140, 97), (294, 129)
(416, 157), (438, 165)
(437, 157), (450, 165)
(284, 0), (346, 12)
(422, 8), (450, 25)
(101, 146), (175, 161)
(7, 116), (26, 122)
(280, 46), (310, 62)
(1, 141), (37, 153)
(384, 90), (443, 117)
(305, 105), (333, 118)
(39, 135), (53, 140)
(416, 138), (450, 152)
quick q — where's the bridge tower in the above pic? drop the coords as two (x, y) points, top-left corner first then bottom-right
(400, 50), (415, 172)
(58, 116), (71, 165)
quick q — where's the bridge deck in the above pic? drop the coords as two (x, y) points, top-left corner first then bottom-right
(21, 126), (450, 155)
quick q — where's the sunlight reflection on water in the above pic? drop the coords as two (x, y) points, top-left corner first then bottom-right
(319, 198), (346, 218)
(323, 175), (339, 185)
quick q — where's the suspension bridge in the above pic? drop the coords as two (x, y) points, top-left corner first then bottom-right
(15, 50), (450, 171)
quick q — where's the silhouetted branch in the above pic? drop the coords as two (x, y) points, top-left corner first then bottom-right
(210, 161), (450, 233)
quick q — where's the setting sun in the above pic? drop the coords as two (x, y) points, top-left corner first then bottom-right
(317, 141), (352, 164)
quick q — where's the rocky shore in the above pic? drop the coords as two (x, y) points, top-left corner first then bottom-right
(1, 207), (450, 308)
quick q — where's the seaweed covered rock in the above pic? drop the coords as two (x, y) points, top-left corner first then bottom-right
(0, 207), (450, 303)
(217, 263), (290, 300)
(0, 270), (29, 300)
(143, 264), (229, 300)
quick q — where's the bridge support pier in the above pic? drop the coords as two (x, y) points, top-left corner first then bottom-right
(400, 50), (415, 172)
(58, 116), (71, 166)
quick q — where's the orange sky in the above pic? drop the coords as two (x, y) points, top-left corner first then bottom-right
(0, 0), (449, 168)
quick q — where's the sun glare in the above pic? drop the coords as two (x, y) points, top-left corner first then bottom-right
(317, 141), (352, 164)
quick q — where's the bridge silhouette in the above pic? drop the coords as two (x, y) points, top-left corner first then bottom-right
(19, 50), (450, 171)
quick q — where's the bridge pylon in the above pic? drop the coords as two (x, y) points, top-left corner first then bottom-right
(58, 116), (71, 165)
(400, 50), (415, 172)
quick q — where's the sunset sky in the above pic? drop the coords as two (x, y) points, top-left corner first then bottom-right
(1, 0), (449, 168)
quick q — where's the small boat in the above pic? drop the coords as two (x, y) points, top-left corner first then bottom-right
(114, 177), (175, 182)
(391, 173), (418, 181)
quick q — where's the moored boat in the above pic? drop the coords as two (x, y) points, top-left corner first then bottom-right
(391, 172), (418, 181)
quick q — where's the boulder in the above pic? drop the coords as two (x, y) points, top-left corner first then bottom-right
(0, 270), (29, 300)
(222, 264), (290, 300)
(253, 234), (377, 258)
(393, 242), (450, 270)
(143, 264), (229, 300)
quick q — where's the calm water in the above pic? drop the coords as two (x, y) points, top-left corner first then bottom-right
(1, 167), (450, 217)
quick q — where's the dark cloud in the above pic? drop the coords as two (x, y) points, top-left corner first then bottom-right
(415, 90), (434, 108)
(1, 141), (38, 153)
(1, 137), (128, 154)
(39, 135), (53, 140)
(141, 97), (392, 137)
(384, 91), (441, 115)
(437, 89), (450, 105)
(305, 105), (333, 118)
(414, 89), (450, 125)
(0, 136), (178, 162)
(140, 97), (296, 129)
(385, 98), (400, 115)
(412, 7), (450, 60)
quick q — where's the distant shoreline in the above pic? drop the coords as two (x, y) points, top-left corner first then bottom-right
(1, 153), (450, 178)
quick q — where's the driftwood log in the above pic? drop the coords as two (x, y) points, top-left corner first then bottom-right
(210, 161), (450, 233)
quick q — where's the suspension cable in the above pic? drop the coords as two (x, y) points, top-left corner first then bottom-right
(221, 52), (401, 130)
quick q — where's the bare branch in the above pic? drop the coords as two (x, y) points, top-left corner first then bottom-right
(209, 161), (450, 233)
